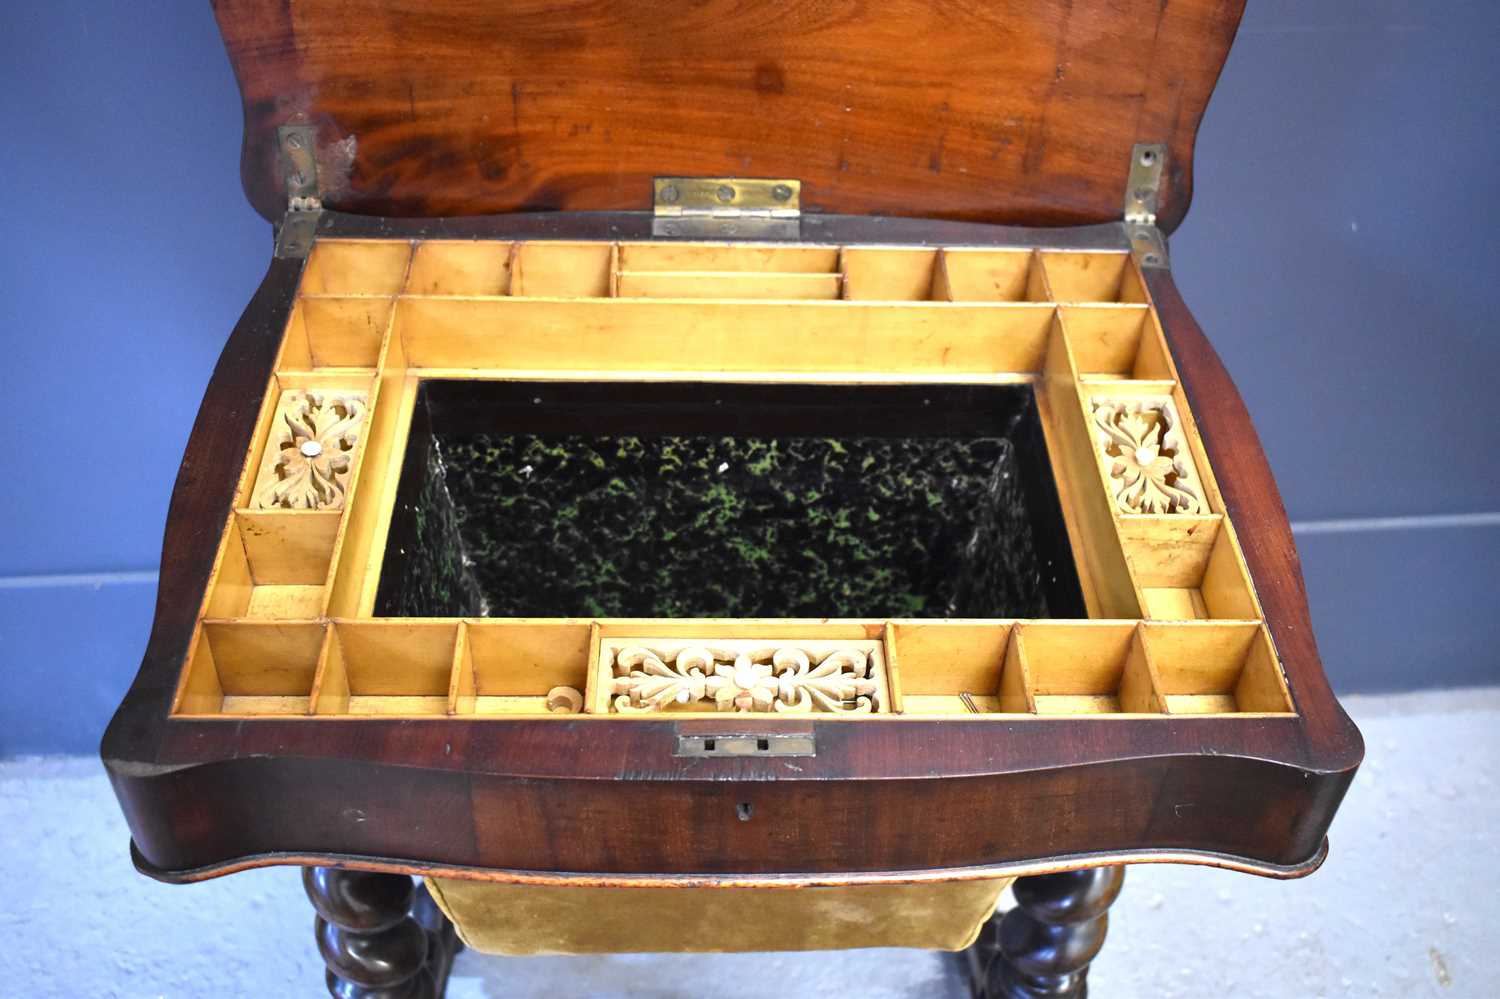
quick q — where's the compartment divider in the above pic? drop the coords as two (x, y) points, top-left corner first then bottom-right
(928, 249), (955, 302)
(393, 296), (1060, 373)
(1028, 249), (1055, 302)
(996, 626), (1035, 713)
(613, 270), (842, 300)
(585, 622), (605, 714)
(611, 240), (851, 298)
(308, 623), (348, 715)
(448, 620), (475, 715)
(340, 372), (420, 617)
(1121, 624), (1169, 714)
(882, 621), (907, 714)
(326, 308), (413, 617)
(1043, 313), (1145, 618)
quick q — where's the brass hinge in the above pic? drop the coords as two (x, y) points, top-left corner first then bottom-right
(274, 124), (322, 259)
(653, 177), (801, 238)
(1123, 143), (1168, 269)
(274, 201), (321, 259)
(278, 124), (319, 201)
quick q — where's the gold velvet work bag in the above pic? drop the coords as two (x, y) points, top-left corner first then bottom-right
(425, 878), (1013, 956)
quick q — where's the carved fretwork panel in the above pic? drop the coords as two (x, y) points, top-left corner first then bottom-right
(597, 639), (890, 714)
(1090, 397), (1205, 515)
(251, 390), (368, 510)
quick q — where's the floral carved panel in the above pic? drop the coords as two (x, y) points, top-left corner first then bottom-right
(1090, 397), (1205, 515)
(598, 639), (889, 714)
(251, 390), (369, 510)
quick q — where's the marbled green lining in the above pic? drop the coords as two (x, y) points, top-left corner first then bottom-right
(383, 432), (1058, 619)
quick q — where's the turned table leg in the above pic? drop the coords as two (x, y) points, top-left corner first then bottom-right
(303, 867), (462, 998)
(963, 866), (1125, 999)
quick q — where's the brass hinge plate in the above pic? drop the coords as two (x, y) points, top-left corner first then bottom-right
(653, 177), (801, 238)
(274, 124), (322, 258)
(278, 124), (319, 201)
(274, 204), (321, 259)
(1123, 143), (1168, 269)
(1125, 222), (1168, 270)
(1124, 143), (1165, 225)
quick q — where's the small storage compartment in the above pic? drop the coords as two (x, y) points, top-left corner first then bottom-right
(937, 249), (1048, 302)
(616, 243), (840, 299)
(1039, 251), (1147, 303)
(1116, 516), (1259, 621)
(176, 621), (327, 715)
(1061, 306), (1173, 381)
(301, 240), (412, 295)
(454, 620), (593, 715)
(405, 241), (514, 295)
(1012, 622), (1159, 714)
(277, 297), (392, 370)
(890, 620), (1158, 715)
(312, 620), (459, 715)
(1141, 622), (1292, 714)
(205, 510), (341, 619)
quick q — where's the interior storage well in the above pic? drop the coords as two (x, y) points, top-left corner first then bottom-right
(374, 380), (1085, 621)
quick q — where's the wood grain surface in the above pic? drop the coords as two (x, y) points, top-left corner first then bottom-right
(212, 0), (1244, 229)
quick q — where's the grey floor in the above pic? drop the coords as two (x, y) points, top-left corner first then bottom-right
(4, 689), (1494, 998)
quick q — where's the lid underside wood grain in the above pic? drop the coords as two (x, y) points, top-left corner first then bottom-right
(213, 0), (1244, 229)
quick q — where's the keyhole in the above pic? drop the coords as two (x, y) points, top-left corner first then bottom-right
(736, 802), (753, 821)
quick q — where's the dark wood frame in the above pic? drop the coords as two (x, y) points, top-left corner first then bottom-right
(103, 212), (1361, 890)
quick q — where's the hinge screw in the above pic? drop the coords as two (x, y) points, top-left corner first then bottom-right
(772, 184), (793, 202)
(716, 184), (735, 203)
(286, 132), (304, 150)
(659, 184), (679, 204)
(1140, 148), (1156, 166)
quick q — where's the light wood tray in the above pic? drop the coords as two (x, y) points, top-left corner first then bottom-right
(174, 239), (1291, 721)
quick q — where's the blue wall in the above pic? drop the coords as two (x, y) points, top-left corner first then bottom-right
(2, 1), (1496, 753)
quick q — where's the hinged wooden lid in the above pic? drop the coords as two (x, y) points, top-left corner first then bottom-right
(214, 0), (1243, 231)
